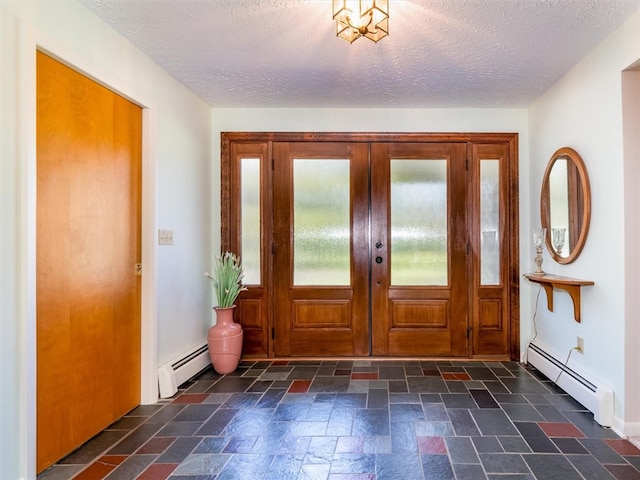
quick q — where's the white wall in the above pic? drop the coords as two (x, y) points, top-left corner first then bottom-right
(528, 11), (640, 435)
(0, 1), (212, 478)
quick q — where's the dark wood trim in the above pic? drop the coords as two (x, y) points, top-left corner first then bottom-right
(508, 135), (520, 360)
(222, 131), (518, 144)
(220, 135), (232, 251)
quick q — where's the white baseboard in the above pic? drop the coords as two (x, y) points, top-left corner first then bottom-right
(527, 343), (614, 427)
(612, 416), (640, 438)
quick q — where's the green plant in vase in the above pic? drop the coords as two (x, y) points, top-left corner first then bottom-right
(204, 251), (247, 375)
(204, 251), (247, 308)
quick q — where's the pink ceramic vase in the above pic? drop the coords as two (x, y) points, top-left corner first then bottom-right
(207, 306), (243, 375)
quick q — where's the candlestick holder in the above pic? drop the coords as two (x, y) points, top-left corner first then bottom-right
(533, 227), (546, 275)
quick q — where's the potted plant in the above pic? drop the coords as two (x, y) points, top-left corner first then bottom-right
(204, 252), (247, 374)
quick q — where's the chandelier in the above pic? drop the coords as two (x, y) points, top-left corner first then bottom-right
(333, 0), (389, 44)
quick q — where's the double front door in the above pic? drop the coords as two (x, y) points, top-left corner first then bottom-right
(222, 134), (519, 359)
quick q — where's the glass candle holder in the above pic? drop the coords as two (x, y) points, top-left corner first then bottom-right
(532, 227), (546, 274)
(552, 227), (566, 256)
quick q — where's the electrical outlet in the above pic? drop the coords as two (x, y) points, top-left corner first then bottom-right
(158, 229), (174, 245)
(576, 336), (584, 353)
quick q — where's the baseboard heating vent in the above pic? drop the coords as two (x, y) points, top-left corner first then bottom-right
(158, 343), (210, 398)
(527, 343), (613, 427)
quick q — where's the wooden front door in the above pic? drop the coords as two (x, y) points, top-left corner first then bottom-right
(270, 142), (474, 357)
(370, 143), (469, 356)
(272, 142), (370, 356)
(222, 133), (518, 360)
(36, 51), (142, 472)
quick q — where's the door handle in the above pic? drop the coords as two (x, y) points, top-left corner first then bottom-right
(375, 256), (383, 264)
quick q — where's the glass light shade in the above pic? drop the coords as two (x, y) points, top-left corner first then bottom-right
(532, 227), (547, 274)
(552, 227), (567, 255)
(333, 0), (389, 43)
(532, 227), (546, 248)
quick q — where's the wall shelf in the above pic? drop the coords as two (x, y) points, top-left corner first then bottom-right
(524, 273), (594, 323)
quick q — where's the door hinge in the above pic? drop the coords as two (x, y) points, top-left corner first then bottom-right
(465, 158), (469, 171)
(467, 327), (472, 339)
(271, 327), (275, 339)
(272, 242), (276, 254)
(466, 242), (470, 255)
(271, 158), (275, 170)
(134, 263), (142, 276)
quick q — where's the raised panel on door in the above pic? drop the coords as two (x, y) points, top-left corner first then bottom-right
(272, 142), (369, 356)
(371, 143), (469, 356)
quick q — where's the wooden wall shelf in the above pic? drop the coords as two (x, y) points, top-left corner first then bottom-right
(524, 273), (594, 323)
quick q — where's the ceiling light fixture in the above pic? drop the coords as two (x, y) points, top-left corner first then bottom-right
(333, 0), (389, 44)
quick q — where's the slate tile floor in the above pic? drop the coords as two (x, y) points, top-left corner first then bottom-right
(37, 360), (640, 480)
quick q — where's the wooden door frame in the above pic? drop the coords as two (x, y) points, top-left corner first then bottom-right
(20, 26), (159, 478)
(221, 132), (520, 360)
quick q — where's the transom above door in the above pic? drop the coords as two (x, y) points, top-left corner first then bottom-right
(221, 133), (520, 360)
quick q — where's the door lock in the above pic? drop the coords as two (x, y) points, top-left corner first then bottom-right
(375, 256), (383, 264)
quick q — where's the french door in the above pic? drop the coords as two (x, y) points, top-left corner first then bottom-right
(272, 142), (370, 356)
(370, 142), (469, 356)
(221, 133), (519, 359)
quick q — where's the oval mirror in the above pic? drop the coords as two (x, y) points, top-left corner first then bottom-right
(540, 147), (591, 264)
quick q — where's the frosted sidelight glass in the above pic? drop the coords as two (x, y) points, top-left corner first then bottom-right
(293, 159), (350, 285)
(480, 159), (500, 285)
(241, 158), (261, 284)
(391, 159), (447, 285)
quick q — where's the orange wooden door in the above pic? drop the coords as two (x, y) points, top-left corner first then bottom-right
(272, 142), (370, 356)
(36, 51), (142, 472)
(370, 143), (469, 356)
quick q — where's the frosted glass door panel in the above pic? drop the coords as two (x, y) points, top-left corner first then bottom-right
(241, 158), (261, 285)
(391, 159), (447, 286)
(480, 159), (500, 285)
(293, 159), (350, 285)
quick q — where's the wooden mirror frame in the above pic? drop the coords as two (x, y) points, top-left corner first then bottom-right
(540, 147), (591, 264)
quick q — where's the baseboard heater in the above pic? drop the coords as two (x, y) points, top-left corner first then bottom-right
(158, 343), (211, 398)
(527, 343), (613, 427)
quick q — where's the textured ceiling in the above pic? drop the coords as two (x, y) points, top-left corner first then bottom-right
(78, 0), (640, 108)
